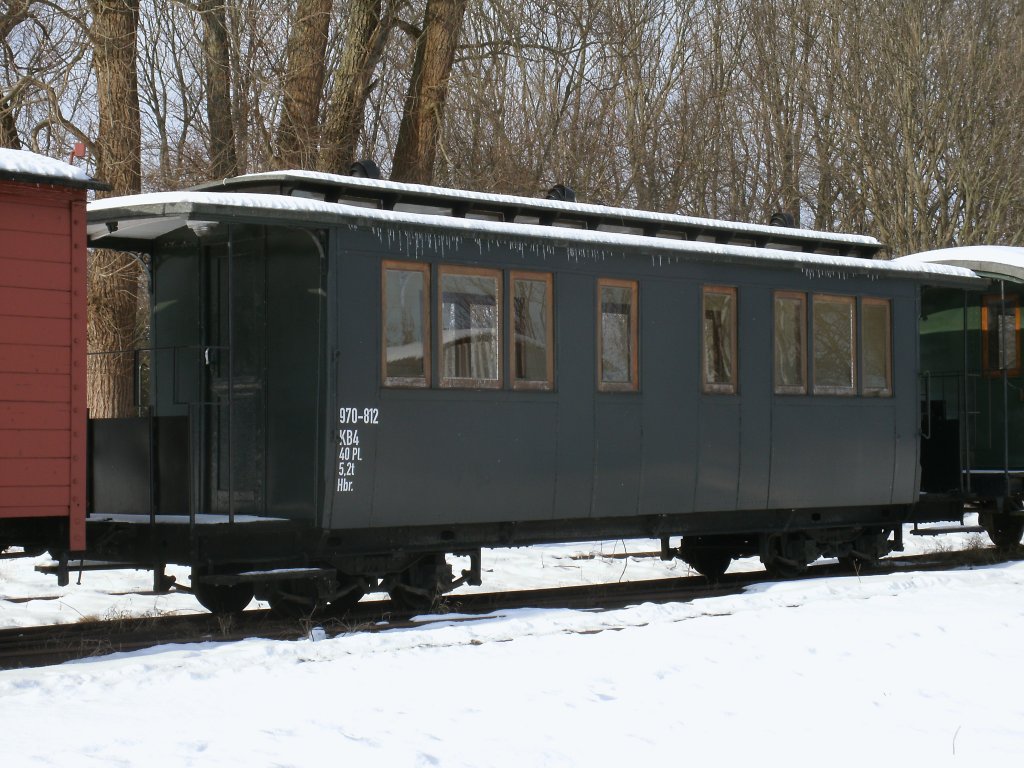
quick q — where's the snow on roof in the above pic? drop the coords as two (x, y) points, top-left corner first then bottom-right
(0, 146), (95, 184)
(210, 168), (880, 248)
(89, 190), (980, 282)
(894, 246), (1024, 282)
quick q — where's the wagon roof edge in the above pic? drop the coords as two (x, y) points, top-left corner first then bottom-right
(0, 147), (109, 191)
(194, 168), (881, 249)
(87, 191), (983, 285)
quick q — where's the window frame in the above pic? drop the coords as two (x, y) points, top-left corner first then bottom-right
(982, 293), (1021, 377)
(438, 264), (503, 389)
(860, 297), (893, 397)
(702, 285), (738, 395)
(773, 290), (807, 395)
(381, 260), (431, 388)
(597, 278), (639, 392)
(812, 293), (857, 396)
(509, 270), (555, 391)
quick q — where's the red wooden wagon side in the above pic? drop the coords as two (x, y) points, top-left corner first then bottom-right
(0, 148), (106, 554)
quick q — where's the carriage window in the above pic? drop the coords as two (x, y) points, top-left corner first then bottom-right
(382, 262), (430, 387)
(861, 298), (893, 396)
(440, 266), (502, 388)
(983, 294), (1020, 375)
(598, 279), (638, 391)
(511, 272), (554, 390)
(703, 286), (737, 394)
(813, 294), (856, 395)
(774, 292), (806, 394)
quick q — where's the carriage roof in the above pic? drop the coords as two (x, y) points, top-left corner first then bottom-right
(87, 186), (981, 287)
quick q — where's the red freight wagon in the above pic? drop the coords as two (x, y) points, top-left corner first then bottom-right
(0, 148), (105, 554)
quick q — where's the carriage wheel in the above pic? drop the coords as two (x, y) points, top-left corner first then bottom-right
(980, 511), (1024, 550)
(388, 555), (452, 612)
(192, 581), (254, 615)
(327, 576), (369, 614)
(762, 534), (810, 579)
(266, 579), (324, 617)
(680, 544), (732, 579)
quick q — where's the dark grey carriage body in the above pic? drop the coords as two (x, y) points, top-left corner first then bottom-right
(83, 174), (978, 575)
(334, 229), (919, 530)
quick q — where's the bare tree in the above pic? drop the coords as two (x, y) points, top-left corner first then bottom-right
(391, 0), (468, 183)
(825, 0), (1024, 253)
(0, 0), (31, 149)
(276, 0), (332, 169)
(137, 1), (210, 189)
(739, 0), (818, 224)
(88, 0), (143, 418)
(4, 0), (1021, 261)
(224, 0), (292, 172)
(1, 1), (94, 156)
(319, 0), (399, 174)
(200, 0), (237, 178)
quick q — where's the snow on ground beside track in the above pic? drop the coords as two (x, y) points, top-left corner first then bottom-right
(2, 558), (1023, 767)
(0, 519), (988, 629)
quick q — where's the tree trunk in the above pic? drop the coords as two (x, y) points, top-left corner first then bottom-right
(0, 0), (28, 149)
(276, 0), (332, 169)
(318, 0), (392, 174)
(200, 0), (237, 178)
(0, 90), (19, 149)
(88, 0), (142, 419)
(391, 0), (467, 184)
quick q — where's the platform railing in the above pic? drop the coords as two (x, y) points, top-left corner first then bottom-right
(87, 345), (239, 530)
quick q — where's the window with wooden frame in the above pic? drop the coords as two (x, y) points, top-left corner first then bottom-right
(439, 266), (502, 388)
(861, 298), (893, 396)
(510, 271), (554, 390)
(983, 293), (1020, 376)
(812, 294), (856, 395)
(598, 279), (639, 391)
(702, 286), (737, 394)
(382, 261), (430, 387)
(773, 291), (806, 394)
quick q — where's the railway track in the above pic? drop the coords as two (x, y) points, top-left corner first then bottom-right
(1, 545), (1017, 670)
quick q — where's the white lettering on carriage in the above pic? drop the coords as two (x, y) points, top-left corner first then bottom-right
(335, 407), (378, 493)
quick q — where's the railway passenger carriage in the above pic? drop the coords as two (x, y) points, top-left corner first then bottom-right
(75, 170), (982, 612)
(906, 247), (1024, 547)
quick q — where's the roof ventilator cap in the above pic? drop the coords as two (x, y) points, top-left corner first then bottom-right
(350, 159), (381, 179)
(769, 211), (797, 228)
(546, 184), (576, 203)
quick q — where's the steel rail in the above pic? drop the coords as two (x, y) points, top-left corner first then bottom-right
(1, 546), (1017, 670)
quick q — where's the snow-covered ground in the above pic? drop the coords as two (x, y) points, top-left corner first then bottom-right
(3, 524), (1022, 767)
(0, 522), (990, 629)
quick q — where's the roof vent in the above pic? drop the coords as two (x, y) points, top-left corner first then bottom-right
(350, 159), (381, 179)
(546, 184), (576, 203)
(769, 211), (796, 228)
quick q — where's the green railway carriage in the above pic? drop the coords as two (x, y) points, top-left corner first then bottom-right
(903, 247), (1024, 547)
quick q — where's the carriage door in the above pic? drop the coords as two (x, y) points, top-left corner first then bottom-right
(203, 230), (266, 517)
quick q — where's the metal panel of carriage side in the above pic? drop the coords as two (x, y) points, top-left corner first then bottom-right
(323, 221), (929, 535)
(551, 271), (597, 519)
(891, 287), (923, 503)
(636, 278), (699, 516)
(765, 276), (918, 510)
(736, 285), (773, 509)
(329, 231), (564, 529)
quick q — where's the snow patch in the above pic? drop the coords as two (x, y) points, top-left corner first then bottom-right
(89, 191), (978, 281)
(0, 147), (93, 183)
(207, 168), (881, 247)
